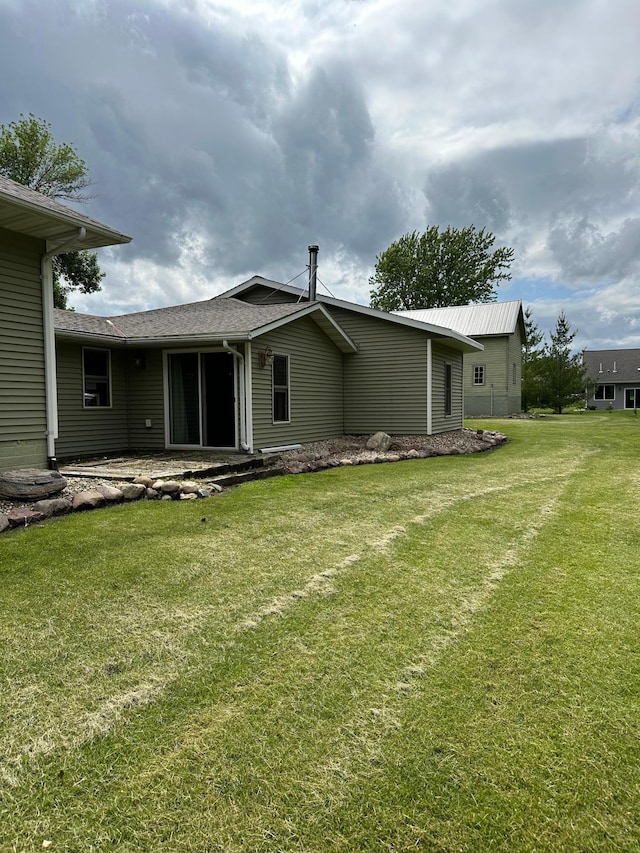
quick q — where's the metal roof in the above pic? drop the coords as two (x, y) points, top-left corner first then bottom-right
(54, 297), (358, 352)
(394, 300), (523, 337)
(583, 348), (640, 383)
(0, 175), (131, 250)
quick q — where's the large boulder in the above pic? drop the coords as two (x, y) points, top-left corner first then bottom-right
(366, 431), (392, 452)
(6, 507), (46, 527)
(0, 469), (67, 501)
(32, 497), (73, 518)
(72, 490), (106, 511)
(121, 483), (146, 501)
(96, 484), (124, 503)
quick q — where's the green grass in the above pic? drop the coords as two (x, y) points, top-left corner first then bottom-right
(1, 412), (639, 851)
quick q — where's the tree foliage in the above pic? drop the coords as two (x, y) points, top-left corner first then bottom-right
(524, 310), (591, 413)
(521, 306), (545, 411)
(369, 226), (515, 311)
(0, 113), (93, 201)
(0, 113), (100, 309)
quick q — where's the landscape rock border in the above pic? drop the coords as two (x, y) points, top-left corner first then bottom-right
(0, 429), (507, 534)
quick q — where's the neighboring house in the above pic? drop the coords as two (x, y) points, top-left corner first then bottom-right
(53, 274), (483, 458)
(0, 175), (131, 472)
(394, 301), (525, 416)
(583, 349), (640, 410)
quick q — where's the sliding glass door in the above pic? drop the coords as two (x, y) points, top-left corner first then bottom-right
(168, 351), (236, 448)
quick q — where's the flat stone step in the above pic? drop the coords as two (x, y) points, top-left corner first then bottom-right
(209, 467), (283, 489)
(60, 455), (270, 482)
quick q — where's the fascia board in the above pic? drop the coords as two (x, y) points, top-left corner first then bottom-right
(222, 277), (482, 352)
(249, 302), (359, 352)
(0, 190), (131, 249)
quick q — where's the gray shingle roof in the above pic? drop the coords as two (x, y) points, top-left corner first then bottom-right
(54, 310), (127, 340)
(394, 301), (523, 337)
(54, 296), (358, 352)
(0, 174), (131, 249)
(110, 297), (309, 338)
(583, 348), (640, 383)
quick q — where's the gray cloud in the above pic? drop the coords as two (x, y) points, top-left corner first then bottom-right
(548, 217), (640, 284)
(1, 0), (640, 347)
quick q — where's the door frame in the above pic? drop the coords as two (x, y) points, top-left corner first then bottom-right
(163, 347), (239, 450)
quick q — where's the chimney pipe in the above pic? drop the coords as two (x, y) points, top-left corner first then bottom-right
(308, 244), (318, 301)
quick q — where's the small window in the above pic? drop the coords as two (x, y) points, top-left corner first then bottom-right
(594, 384), (615, 401)
(83, 348), (111, 408)
(444, 363), (452, 417)
(513, 362), (517, 384)
(473, 365), (484, 385)
(272, 354), (290, 423)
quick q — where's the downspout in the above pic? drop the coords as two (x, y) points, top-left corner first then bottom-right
(426, 338), (433, 435)
(41, 227), (86, 469)
(222, 340), (251, 452)
(245, 341), (254, 453)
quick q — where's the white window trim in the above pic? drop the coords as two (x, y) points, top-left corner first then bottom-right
(272, 353), (291, 424)
(594, 384), (615, 402)
(473, 364), (485, 386)
(163, 347), (239, 450)
(82, 347), (112, 409)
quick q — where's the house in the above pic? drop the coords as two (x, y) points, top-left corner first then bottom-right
(394, 301), (525, 416)
(0, 175), (131, 471)
(583, 348), (640, 410)
(52, 270), (483, 458)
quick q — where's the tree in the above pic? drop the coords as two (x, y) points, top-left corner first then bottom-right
(537, 312), (589, 414)
(521, 306), (545, 411)
(0, 113), (101, 309)
(369, 226), (514, 311)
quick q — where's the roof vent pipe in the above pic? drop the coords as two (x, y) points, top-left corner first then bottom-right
(308, 244), (318, 301)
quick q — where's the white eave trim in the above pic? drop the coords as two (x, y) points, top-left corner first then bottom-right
(250, 302), (358, 352)
(221, 276), (482, 352)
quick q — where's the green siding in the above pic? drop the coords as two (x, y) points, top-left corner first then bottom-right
(251, 315), (344, 449)
(0, 227), (48, 469)
(431, 344), (464, 433)
(126, 348), (166, 449)
(238, 284), (300, 305)
(323, 307), (429, 434)
(55, 340), (129, 459)
(464, 332), (522, 416)
(507, 326), (523, 413)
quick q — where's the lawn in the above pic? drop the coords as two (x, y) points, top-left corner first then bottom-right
(1, 412), (639, 852)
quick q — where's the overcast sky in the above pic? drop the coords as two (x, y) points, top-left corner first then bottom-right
(1, 0), (639, 349)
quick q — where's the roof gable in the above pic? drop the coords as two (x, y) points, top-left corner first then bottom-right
(221, 276), (483, 352)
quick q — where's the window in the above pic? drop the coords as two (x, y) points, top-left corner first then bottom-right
(594, 384), (615, 401)
(272, 354), (290, 422)
(83, 348), (111, 407)
(444, 363), (452, 416)
(513, 362), (517, 384)
(473, 365), (485, 385)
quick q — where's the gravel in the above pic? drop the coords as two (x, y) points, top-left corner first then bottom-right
(0, 430), (504, 519)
